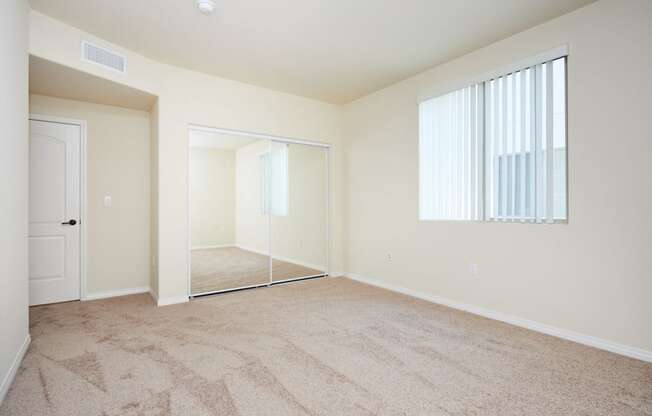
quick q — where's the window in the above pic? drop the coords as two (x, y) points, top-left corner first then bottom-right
(260, 143), (288, 216)
(419, 55), (567, 223)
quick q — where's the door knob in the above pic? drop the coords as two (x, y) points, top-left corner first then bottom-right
(61, 219), (77, 226)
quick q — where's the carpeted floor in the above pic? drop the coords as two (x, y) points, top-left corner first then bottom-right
(1, 277), (651, 416)
(191, 247), (324, 294)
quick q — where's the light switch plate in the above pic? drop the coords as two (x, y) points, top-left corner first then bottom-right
(104, 195), (112, 207)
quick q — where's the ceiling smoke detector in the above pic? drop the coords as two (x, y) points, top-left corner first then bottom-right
(196, 0), (216, 15)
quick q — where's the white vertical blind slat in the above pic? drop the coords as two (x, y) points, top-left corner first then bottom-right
(460, 89), (466, 219)
(433, 99), (440, 219)
(528, 67), (536, 221)
(464, 88), (469, 220)
(439, 97), (445, 219)
(449, 93), (454, 219)
(469, 86), (477, 220)
(534, 63), (544, 223)
(486, 82), (493, 219)
(444, 95), (450, 218)
(418, 101), (431, 219)
(492, 80), (499, 220)
(467, 87), (473, 219)
(519, 70), (527, 220)
(500, 77), (508, 220)
(477, 84), (485, 221)
(545, 61), (555, 223)
(456, 90), (462, 219)
(455, 91), (460, 219)
(510, 73), (517, 219)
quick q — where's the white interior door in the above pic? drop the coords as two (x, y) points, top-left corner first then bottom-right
(29, 119), (81, 306)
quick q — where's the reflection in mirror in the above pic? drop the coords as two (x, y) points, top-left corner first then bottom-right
(189, 130), (270, 295)
(270, 141), (328, 282)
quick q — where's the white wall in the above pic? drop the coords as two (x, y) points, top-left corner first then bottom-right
(0, 0), (30, 404)
(28, 11), (344, 304)
(29, 94), (151, 295)
(190, 147), (236, 248)
(235, 141), (328, 270)
(342, 0), (652, 353)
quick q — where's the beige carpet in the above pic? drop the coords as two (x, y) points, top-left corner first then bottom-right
(191, 247), (324, 294)
(2, 278), (651, 416)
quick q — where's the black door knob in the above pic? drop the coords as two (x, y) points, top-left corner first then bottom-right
(61, 219), (77, 226)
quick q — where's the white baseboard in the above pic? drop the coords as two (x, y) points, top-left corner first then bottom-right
(191, 244), (235, 250)
(84, 286), (150, 301)
(236, 244), (326, 272)
(148, 288), (158, 304)
(344, 273), (652, 363)
(0, 334), (31, 406)
(157, 295), (189, 307)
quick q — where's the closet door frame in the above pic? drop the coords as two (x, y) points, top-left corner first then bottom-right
(186, 124), (331, 298)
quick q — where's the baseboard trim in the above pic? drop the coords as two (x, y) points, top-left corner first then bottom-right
(149, 288), (158, 304)
(235, 244), (326, 272)
(344, 273), (652, 363)
(157, 295), (189, 307)
(0, 334), (31, 406)
(85, 286), (150, 301)
(191, 244), (235, 250)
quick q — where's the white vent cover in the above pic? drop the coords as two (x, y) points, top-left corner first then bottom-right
(81, 41), (127, 74)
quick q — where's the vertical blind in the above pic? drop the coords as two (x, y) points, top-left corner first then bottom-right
(485, 58), (566, 222)
(419, 56), (567, 223)
(419, 84), (484, 220)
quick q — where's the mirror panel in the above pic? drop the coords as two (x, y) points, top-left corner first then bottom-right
(270, 141), (328, 282)
(189, 132), (270, 295)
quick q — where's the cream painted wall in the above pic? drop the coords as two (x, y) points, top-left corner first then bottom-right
(28, 11), (344, 303)
(235, 141), (328, 270)
(0, 0), (29, 403)
(190, 147), (236, 248)
(29, 94), (151, 295)
(150, 100), (159, 297)
(342, 0), (652, 352)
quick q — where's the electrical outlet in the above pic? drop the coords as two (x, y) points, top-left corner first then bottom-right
(103, 195), (112, 207)
(387, 253), (392, 262)
(470, 263), (479, 277)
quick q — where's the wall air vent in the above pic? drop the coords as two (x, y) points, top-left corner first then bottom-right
(81, 41), (127, 74)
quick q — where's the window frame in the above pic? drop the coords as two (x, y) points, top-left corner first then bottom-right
(418, 48), (569, 224)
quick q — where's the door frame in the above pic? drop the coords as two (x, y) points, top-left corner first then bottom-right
(186, 124), (332, 298)
(29, 114), (88, 301)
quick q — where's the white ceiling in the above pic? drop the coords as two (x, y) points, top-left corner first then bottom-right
(189, 130), (259, 150)
(29, 0), (595, 104)
(29, 55), (157, 111)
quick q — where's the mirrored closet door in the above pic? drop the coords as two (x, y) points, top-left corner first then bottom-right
(189, 130), (270, 295)
(270, 141), (328, 283)
(189, 127), (329, 297)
